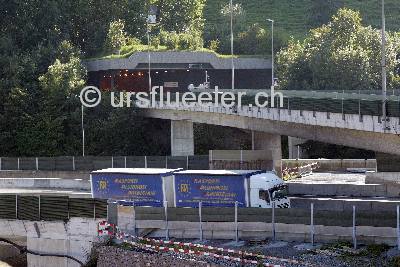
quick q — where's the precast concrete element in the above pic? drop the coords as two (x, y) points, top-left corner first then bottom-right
(171, 120), (194, 156)
(0, 218), (104, 267)
(142, 102), (400, 155)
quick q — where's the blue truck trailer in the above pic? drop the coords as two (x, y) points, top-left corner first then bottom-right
(90, 168), (290, 208)
(91, 168), (179, 206)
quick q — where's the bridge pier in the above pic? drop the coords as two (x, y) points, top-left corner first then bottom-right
(171, 120), (194, 156)
(288, 137), (308, 159)
(252, 131), (282, 174)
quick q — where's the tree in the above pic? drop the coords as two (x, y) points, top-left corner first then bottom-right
(104, 20), (128, 53)
(21, 41), (87, 156)
(155, 0), (206, 33)
(277, 8), (400, 91)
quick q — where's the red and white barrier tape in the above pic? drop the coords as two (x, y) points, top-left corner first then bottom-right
(115, 231), (303, 266)
(118, 237), (283, 267)
(99, 221), (311, 266)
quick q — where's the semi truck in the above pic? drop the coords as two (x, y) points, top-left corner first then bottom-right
(91, 168), (290, 208)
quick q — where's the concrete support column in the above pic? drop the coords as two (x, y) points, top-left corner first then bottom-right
(171, 120), (194, 156)
(253, 132), (282, 175)
(288, 137), (308, 159)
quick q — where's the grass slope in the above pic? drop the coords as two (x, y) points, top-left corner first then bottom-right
(204, 0), (400, 40)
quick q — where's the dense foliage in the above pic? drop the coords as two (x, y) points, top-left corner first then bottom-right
(277, 8), (400, 91)
(1, 1), (397, 157)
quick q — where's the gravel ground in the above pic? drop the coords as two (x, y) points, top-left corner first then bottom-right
(96, 246), (220, 267)
(96, 239), (400, 267)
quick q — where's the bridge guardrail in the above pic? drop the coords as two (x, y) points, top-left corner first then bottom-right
(0, 155), (209, 171)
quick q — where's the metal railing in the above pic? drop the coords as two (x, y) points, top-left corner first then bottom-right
(0, 155), (209, 171)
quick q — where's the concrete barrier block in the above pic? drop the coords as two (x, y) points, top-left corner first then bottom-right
(357, 226), (396, 237)
(314, 234), (352, 243)
(136, 220), (165, 229)
(181, 229), (202, 239)
(241, 231), (270, 240)
(238, 222), (270, 231)
(203, 222), (235, 231)
(276, 223), (307, 234)
(211, 230), (235, 240)
(314, 225), (352, 236)
(168, 221), (199, 230)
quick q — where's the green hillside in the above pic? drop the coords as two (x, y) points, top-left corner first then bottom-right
(204, 0), (400, 41)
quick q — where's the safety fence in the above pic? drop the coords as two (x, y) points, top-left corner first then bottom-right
(0, 155), (209, 171)
(172, 89), (400, 117)
(116, 202), (400, 249)
(0, 195), (107, 221)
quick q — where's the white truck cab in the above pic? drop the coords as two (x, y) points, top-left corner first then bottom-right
(249, 172), (290, 208)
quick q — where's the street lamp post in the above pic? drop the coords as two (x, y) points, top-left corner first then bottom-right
(147, 22), (152, 92)
(381, 0), (387, 130)
(81, 105), (85, 157)
(230, 0), (235, 90)
(267, 19), (274, 89)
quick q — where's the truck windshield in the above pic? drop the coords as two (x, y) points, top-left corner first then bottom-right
(270, 185), (288, 200)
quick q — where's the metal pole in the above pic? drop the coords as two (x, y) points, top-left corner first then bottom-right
(234, 201), (238, 242)
(199, 201), (203, 241)
(93, 200), (96, 219)
(397, 205), (400, 250)
(0, 157), (2, 171)
(165, 156), (168, 169)
(124, 156), (127, 168)
(144, 156), (147, 168)
(230, 0), (234, 90)
(147, 23), (152, 92)
(358, 89), (361, 117)
(272, 201), (276, 241)
(271, 20), (274, 88)
(81, 105), (85, 157)
(111, 156), (114, 168)
(72, 156), (75, 171)
(164, 201), (169, 240)
(36, 157), (39, 171)
(311, 203), (314, 246)
(186, 156), (189, 170)
(352, 205), (357, 249)
(381, 0), (387, 130)
(17, 158), (20, 171)
(132, 201), (137, 237)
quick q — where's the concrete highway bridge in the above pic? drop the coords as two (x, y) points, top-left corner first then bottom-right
(140, 89), (400, 171)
